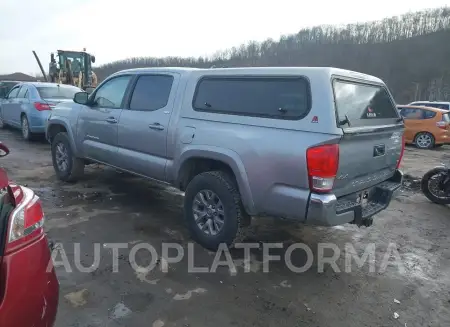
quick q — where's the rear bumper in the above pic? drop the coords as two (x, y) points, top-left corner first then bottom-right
(0, 234), (59, 327)
(28, 111), (51, 134)
(305, 170), (403, 226)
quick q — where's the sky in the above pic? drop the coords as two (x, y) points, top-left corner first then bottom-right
(0, 0), (449, 75)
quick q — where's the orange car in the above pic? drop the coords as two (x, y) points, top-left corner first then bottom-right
(397, 105), (450, 149)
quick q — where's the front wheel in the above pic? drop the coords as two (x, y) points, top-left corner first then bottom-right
(51, 132), (84, 182)
(421, 167), (450, 204)
(184, 171), (249, 251)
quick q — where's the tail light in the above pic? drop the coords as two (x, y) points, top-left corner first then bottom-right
(33, 102), (51, 111)
(436, 121), (447, 129)
(5, 187), (44, 253)
(396, 134), (405, 169)
(306, 144), (339, 193)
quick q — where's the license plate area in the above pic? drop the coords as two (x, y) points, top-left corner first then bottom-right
(356, 189), (370, 208)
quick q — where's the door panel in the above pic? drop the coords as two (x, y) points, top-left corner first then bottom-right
(77, 105), (123, 164)
(76, 75), (133, 165)
(117, 74), (178, 181)
(2, 86), (21, 125)
(14, 86), (30, 125)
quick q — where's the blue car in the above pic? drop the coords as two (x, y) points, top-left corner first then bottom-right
(0, 82), (82, 140)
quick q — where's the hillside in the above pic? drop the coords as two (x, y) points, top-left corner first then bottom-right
(0, 72), (37, 82)
(95, 7), (450, 103)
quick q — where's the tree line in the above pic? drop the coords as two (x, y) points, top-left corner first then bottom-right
(95, 7), (450, 103)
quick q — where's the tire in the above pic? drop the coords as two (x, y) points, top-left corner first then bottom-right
(21, 115), (34, 141)
(51, 132), (84, 182)
(184, 171), (249, 251)
(421, 167), (450, 205)
(414, 132), (435, 149)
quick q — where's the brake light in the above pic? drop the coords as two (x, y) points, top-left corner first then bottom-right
(436, 121), (447, 129)
(306, 144), (339, 193)
(396, 134), (405, 169)
(34, 102), (51, 111)
(6, 187), (44, 253)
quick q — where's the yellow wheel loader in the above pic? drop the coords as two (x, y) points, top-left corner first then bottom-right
(33, 49), (98, 92)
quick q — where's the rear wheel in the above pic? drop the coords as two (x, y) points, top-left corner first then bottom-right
(414, 132), (435, 149)
(21, 115), (33, 141)
(51, 132), (84, 182)
(184, 171), (249, 251)
(421, 167), (450, 204)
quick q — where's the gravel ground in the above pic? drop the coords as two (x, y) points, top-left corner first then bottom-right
(1, 128), (449, 327)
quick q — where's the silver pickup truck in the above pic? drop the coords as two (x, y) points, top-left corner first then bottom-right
(46, 67), (404, 250)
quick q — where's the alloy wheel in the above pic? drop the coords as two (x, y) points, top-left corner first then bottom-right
(416, 134), (432, 148)
(55, 142), (69, 173)
(192, 189), (226, 236)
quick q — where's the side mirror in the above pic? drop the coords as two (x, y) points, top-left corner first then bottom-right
(91, 55), (96, 63)
(0, 142), (10, 157)
(73, 92), (89, 105)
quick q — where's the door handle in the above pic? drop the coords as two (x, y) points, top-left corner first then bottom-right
(105, 117), (118, 124)
(148, 123), (164, 131)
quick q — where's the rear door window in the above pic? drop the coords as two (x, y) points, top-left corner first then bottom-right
(423, 110), (436, 119)
(423, 109), (436, 119)
(333, 80), (399, 127)
(437, 104), (450, 110)
(129, 75), (173, 111)
(17, 86), (28, 98)
(193, 77), (311, 120)
(401, 108), (424, 119)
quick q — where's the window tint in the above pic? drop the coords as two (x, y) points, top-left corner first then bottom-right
(17, 86), (28, 98)
(193, 77), (310, 120)
(423, 110), (436, 119)
(129, 75), (173, 111)
(401, 108), (424, 119)
(7, 87), (20, 99)
(37, 86), (79, 99)
(334, 80), (398, 126)
(93, 75), (132, 108)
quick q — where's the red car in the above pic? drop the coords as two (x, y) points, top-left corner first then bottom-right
(0, 142), (59, 327)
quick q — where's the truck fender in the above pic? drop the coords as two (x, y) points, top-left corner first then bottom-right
(46, 118), (79, 157)
(174, 146), (256, 215)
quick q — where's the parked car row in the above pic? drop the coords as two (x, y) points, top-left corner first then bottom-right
(0, 82), (65, 327)
(0, 66), (407, 326)
(0, 82), (82, 140)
